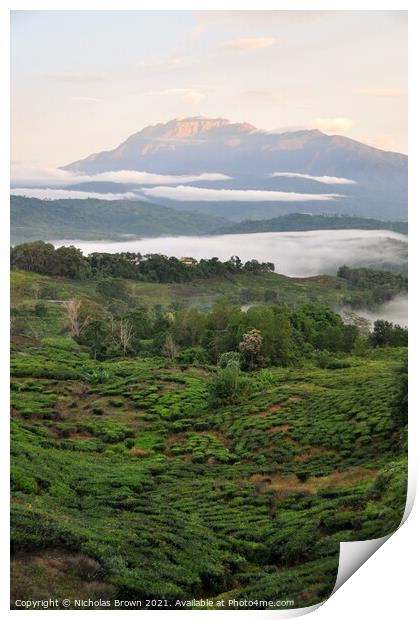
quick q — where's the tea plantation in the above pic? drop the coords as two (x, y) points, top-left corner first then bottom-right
(10, 266), (407, 609)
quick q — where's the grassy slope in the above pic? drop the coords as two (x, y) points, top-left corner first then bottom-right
(11, 269), (351, 319)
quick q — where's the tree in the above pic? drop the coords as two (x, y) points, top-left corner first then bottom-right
(243, 305), (294, 365)
(63, 298), (90, 338)
(171, 308), (207, 347)
(115, 319), (134, 357)
(162, 334), (178, 360)
(96, 278), (133, 304)
(239, 329), (264, 370)
(369, 320), (408, 347)
(53, 245), (89, 278)
(81, 318), (110, 360)
(11, 241), (55, 274)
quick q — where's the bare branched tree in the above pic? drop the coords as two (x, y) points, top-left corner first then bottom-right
(108, 316), (134, 357)
(64, 298), (90, 338)
(162, 334), (178, 361)
(118, 319), (133, 356)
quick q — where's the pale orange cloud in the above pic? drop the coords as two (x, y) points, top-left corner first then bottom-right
(361, 134), (404, 152)
(308, 117), (354, 133)
(243, 90), (286, 104)
(144, 88), (206, 104)
(357, 87), (406, 98)
(220, 37), (276, 52)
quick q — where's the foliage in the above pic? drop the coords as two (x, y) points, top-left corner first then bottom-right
(369, 320), (408, 347)
(208, 362), (253, 407)
(338, 265), (407, 307)
(11, 196), (228, 244)
(10, 258), (408, 608)
(220, 213), (408, 236)
(392, 359), (408, 428)
(11, 241), (274, 283)
(239, 329), (265, 370)
(10, 340), (407, 607)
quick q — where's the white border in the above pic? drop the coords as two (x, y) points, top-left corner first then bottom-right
(2, 3), (416, 618)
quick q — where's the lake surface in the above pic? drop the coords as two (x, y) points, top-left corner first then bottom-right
(54, 229), (407, 278)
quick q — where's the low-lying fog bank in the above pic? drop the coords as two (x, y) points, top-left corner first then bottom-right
(53, 230), (407, 278)
(349, 296), (408, 328)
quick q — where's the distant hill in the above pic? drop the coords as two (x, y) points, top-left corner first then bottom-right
(11, 196), (409, 244)
(217, 213), (408, 235)
(10, 196), (228, 243)
(61, 116), (407, 221)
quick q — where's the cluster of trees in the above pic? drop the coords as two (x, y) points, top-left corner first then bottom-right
(57, 296), (408, 397)
(369, 320), (408, 348)
(10, 241), (274, 283)
(338, 265), (407, 307)
(65, 300), (366, 364)
(10, 242), (88, 278)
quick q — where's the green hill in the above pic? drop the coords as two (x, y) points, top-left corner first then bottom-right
(10, 196), (228, 243)
(217, 213), (408, 235)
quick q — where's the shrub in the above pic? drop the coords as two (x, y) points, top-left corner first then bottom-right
(218, 351), (241, 369)
(33, 302), (47, 317)
(108, 398), (124, 408)
(176, 346), (208, 365)
(208, 362), (252, 407)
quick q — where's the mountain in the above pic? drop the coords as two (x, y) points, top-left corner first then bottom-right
(61, 117), (407, 221)
(10, 196), (228, 244)
(63, 116), (405, 179)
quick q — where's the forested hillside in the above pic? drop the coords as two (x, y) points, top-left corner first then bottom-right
(10, 196), (227, 243)
(218, 214), (408, 235)
(11, 196), (408, 244)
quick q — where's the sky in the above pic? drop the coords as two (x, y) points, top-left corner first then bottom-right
(11, 10), (407, 169)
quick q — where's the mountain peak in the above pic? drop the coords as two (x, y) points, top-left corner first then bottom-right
(137, 116), (256, 140)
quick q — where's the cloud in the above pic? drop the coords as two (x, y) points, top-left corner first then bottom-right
(42, 74), (107, 84)
(142, 185), (343, 202)
(220, 37), (276, 52)
(195, 11), (327, 31)
(308, 117), (354, 133)
(349, 295), (408, 328)
(360, 134), (403, 152)
(137, 56), (198, 72)
(90, 171), (230, 185)
(357, 87), (406, 98)
(10, 188), (139, 201)
(243, 90), (286, 104)
(272, 172), (357, 185)
(10, 162), (230, 186)
(144, 87), (207, 104)
(70, 97), (104, 104)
